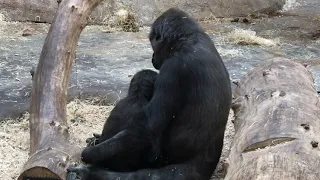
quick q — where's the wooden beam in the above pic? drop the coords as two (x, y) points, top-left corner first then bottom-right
(18, 0), (104, 179)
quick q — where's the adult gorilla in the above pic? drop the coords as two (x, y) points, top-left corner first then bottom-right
(67, 8), (232, 180)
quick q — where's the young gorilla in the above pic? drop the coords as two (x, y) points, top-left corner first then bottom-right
(67, 8), (232, 180)
(85, 69), (159, 171)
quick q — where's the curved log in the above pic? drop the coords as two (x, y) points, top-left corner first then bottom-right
(18, 0), (104, 179)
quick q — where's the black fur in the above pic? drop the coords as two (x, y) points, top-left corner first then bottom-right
(85, 69), (159, 171)
(67, 8), (232, 180)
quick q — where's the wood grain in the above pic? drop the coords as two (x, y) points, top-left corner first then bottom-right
(225, 58), (320, 180)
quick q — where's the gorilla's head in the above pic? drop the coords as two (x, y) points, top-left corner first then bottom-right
(148, 8), (202, 70)
(128, 69), (158, 101)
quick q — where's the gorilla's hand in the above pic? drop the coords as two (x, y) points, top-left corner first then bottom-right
(85, 133), (101, 147)
(66, 165), (91, 180)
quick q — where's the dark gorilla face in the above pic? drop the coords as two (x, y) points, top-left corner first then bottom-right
(149, 8), (201, 70)
(151, 52), (164, 70)
(150, 35), (166, 70)
(151, 53), (158, 69)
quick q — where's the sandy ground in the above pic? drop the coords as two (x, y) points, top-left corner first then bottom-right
(0, 99), (234, 180)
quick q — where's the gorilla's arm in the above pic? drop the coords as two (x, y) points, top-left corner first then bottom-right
(81, 112), (150, 164)
(82, 130), (132, 164)
(144, 62), (185, 161)
(146, 60), (184, 137)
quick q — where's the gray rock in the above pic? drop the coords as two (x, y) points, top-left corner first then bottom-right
(0, 0), (285, 25)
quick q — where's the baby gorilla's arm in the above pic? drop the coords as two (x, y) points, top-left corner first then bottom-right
(85, 133), (101, 147)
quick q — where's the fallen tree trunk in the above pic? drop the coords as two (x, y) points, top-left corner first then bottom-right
(225, 58), (320, 180)
(18, 0), (104, 179)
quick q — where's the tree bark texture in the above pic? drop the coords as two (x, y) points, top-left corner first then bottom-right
(225, 57), (320, 180)
(18, 0), (104, 179)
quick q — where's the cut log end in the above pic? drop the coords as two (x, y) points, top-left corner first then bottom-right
(19, 168), (60, 180)
(18, 147), (81, 180)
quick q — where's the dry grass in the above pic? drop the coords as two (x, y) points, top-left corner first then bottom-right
(0, 12), (49, 40)
(0, 99), (114, 180)
(0, 12), (8, 34)
(0, 98), (235, 180)
(0, 12), (6, 22)
(113, 9), (139, 32)
(86, 7), (140, 33)
(67, 99), (114, 145)
(227, 28), (280, 47)
(0, 114), (29, 180)
(212, 110), (235, 180)
(282, 0), (299, 11)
